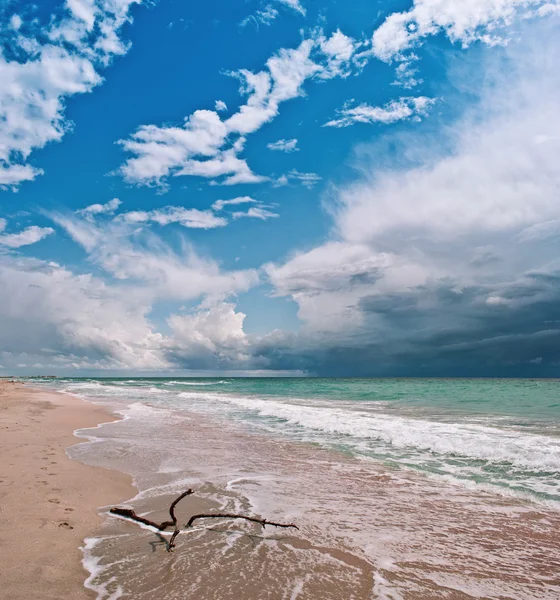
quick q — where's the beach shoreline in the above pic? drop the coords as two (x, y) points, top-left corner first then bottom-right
(3, 378), (560, 599)
(0, 380), (134, 600)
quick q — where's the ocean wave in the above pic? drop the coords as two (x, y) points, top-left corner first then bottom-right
(177, 391), (560, 473)
(165, 380), (230, 386)
(64, 381), (106, 390)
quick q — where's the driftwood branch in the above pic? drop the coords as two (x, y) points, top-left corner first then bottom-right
(110, 489), (297, 552)
(185, 513), (298, 530)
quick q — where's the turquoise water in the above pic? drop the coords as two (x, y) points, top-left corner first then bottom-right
(31, 377), (560, 506)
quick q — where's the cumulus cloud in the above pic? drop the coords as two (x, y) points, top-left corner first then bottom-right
(166, 303), (251, 366)
(0, 256), (167, 371)
(118, 31), (358, 189)
(324, 96), (435, 128)
(0, 0), (144, 188)
(215, 100), (228, 112)
(0, 225), (54, 248)
(77, 198), (122, 218)
(372, 0), (553, 62)
(261, 17), (560, 373)
(267, 138), (299, 152)
(0, 253), (269, 373)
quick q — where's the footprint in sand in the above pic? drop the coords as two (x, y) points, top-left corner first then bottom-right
(58, 522), (74, 530)
(64, 508), (74, 513)
(48, 499), (60, 504)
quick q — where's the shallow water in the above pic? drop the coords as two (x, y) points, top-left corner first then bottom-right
(34, 377), (560, 505)
(29, 377), (560, 599)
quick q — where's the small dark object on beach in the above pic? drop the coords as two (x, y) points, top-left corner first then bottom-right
(110, 489), (298, 551)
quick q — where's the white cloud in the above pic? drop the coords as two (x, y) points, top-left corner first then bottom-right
(0, 164), (43, 188)
(215, 100), (228, 112)
(10, 14), (22, 30)
(267, 18), (560, 341)
(0, 219), (6, 233)
(212, 196), (278, 220)
(324, 96), (435, 128)
(265, 242), (428, 331)
(0, 0), (144, 188)
(276, 0), (306, 16)
(212, 196), (258, 211)
(52, 213), (258, 300)
(77, 198), (122, 218)
(119, 206), (227, 229)
(318, 30), (358, 78)
(166, 303), (250, 364)
(0, 252), (266, 372)
(118, 31), (359, 188)
(393, 58), (422, 89)
(233, 207), (279, 220)
(284, 169), (322, 188)
(267, 138), (299, 152)
(0, 256), (167, 370)
(372, 0), (551, 62)
(240, 5), (279, 28)
(0, 225), (54, 248)
(336, 92), (560, 245)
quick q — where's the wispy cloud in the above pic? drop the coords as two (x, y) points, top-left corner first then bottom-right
(324, 96), (435, 128)
(119, 206), (227, 229)
(276, 0), (306, 16)
(279, 170), (322, 188)
(212, 196), (258, 211)
(213, 196), (278, 220)
(51, 212), (258, 300)
(0, 225), (54, 248)
(267, 138), (299, 152)
(233, 207), (279, 220)
(240, 5), (279, 28)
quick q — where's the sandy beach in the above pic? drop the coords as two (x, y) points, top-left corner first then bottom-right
(0, 380), (133, 600)
(2, 377), (560, 599)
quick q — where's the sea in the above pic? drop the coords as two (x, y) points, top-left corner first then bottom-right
(29, 377), (560, 599)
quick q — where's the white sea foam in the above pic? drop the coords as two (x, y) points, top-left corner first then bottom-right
(82, 537), (124, 600)
(176, 391), (560, 474)
(164, 380), (229, 386)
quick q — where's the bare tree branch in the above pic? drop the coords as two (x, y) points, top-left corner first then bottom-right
(110, 489), (297, 552)
(185, 513), (298, 530)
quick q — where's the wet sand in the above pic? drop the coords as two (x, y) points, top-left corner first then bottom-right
(72, 397), (560, 600)
(0, 381), (133, 600)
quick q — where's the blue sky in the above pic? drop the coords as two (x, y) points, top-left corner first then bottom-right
(1, 0), (560, 376)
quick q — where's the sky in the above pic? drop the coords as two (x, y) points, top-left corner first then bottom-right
(1, 0), (560, 377)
